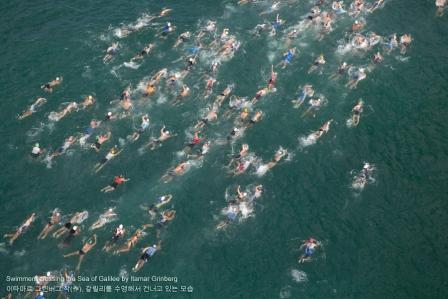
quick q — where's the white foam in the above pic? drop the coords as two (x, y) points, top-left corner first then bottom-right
(291, 269), (308, 283)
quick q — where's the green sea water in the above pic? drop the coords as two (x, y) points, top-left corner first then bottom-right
(1, 0), (448, 298)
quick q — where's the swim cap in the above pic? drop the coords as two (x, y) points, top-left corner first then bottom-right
(73, 226), (78, 231)
(40, 291), (44, 295)
(35, 143), (39, 147)
(88, 95), (93, 99)
(46, 271), (51, 276)
(107, 112), (112, 116)
(119, 224), (123, 229)
(167, 22), (171, 26)
(153, 244), (157, 248)
(165, 131), (170, 134)
(56, 77), (60, 80)
(56, 212), (60, 216)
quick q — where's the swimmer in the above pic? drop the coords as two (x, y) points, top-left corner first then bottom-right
(270, 14), (283, 35)
(292, 84), (314, 108)
(299, 237), (320, 263)
(129, 114), (150, 142)
(79, 120), (100, 147)
(114, 225), (151, 254)
(4, 213), (36, 245)
(233, 156), (253, 175)
(346, 67), (367, 89)
(301, 97), (324, 118)
(384, 33), (399, 52)
(330, 62), (350, 80)
(237, 185), (248, 202)
(161, 161), (190, 183)
(81, 95), (95, 108)
(265, 147), (287, 170)
(214, 84), (234, 107)
(173, 31), (191, 48)
(49, 136), (77, 158)
(48, 102), (78, 122)
(372, 52), (384, 63)
(41, 77), (63, 93)
(57, 268), (74, 299)
(254, 185), (264, 199)
(268, 65), (277, 90)
(100, 175), (130, 193)
(351, 19), (365, 32)
(53, 211), (88, 239)
(370, 0), (385, 12)
(216, 204), (240, 230)
(91, 132), (111, 152)
(347, 99), (364, 127)
(104, 111), (116, 121)
(160, 22), (175, 37)
(89, 208), (118, 230)
(133, 241), (161, 272)
(132, 43), (154, 60)
(148, 195), (173, 217)
(308, 54), (326, 74)
(103, 43), (119, 63)
(63, 234), (97, 271)
(227, 127), (243, 142)
(18, 97), (47, 120)
(399, 34), (412, 54)
(94, 146), (122, 173)
(159, 7), (172, 17)
(147, 125), (173, 150)
(172, 84), (190, 105)
(246, 110), (263, 128)
(313, 119), (333, 139)
(31, 143), (44, 158)
(204, 77), (216, 98)
(37, 209), (61, 239)
(234, 144), (249, 160)
(210, 60), (220, 75)
(195, 107), (218, 129)
(332, 1), (346, 14)
(278, 48), (296, 69)
(103, 224), (125, 252)
(436, 0), (447, 16)
(144, 82), (156, 96)
(251, 87), (269, 104)
(186, 131), (204, 149)
(239, 107), (250, 121)
(150, 210), (176, 237)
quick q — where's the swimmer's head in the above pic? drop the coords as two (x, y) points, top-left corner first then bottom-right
(107, 112), (112, 117)
(167, 22), (171, 26)
(73, 226), (78, 231)
(153, 244), (157, 248)
(35, 143), (39, 147)
(56, 77), (60, 81)
(40, 291), (44, 296)
(119, 224), (123, 229)
(56, 212), (60, 216)
(165, 130), (170, 134)
(88, 95), (93, 100)
(109, 208), (113, 212)
(46, 271), (51, 276)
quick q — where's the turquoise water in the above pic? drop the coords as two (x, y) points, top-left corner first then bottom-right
(1, 0), (448, 298)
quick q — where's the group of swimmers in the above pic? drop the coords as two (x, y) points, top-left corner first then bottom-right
(8, 2), (422, 297)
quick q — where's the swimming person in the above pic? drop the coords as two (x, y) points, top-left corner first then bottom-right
(18, 97), (47, 120)
(31, 143), (44, 158)
(91, 132), (111, 152)
(53, 211), (89, 238)
(4, 213), (36, 245)
(346, 67), (367, 89)
(161, 161), (190, 183)
(148, 195), (173, 218)
(94, 146), (122, 173)
(292, 84), (314, 109)
(63, 234), (97, 271)
(308, 54), (326, 73)
(41, 77), (63, 92)
(173, 31), (191, 48)
(103, 43), (119, 62)
(132, 43), (154, 60)
(347, 99), (364, 127)
(313, 119), (333, 140)
(89, 208), (118, 230)
(103, 224), (125, 252)
(299, 238), (320, 263)
(133, 241), (162, 272)
(399, 34), (412, 54)
(49, 136), (77, 158)
(278, 48), (296, 69)
(100, 175), (130, 193)
(129, 114), (150, 141)
(147, 125), (173, 150)
(114, 225), (151, 254)
(37, 209), (61, 239)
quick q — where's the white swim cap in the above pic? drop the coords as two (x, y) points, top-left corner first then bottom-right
(40, 291), (44, 295)
(56, 212), (60, 216)
(165, 130), (170, 134)
(88, 95), (93, 99)
(56, 77), (60, 80)
(119, 224), (123, 229)
(35, 143), (39, 147)
(109, 208), (113, 212)
(107, 112), (112, 116)
(73, 226), (78, 231)
(46, 271), (51, 276)
(167, 22), (171, 26)
(153, 244), (157, 248)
